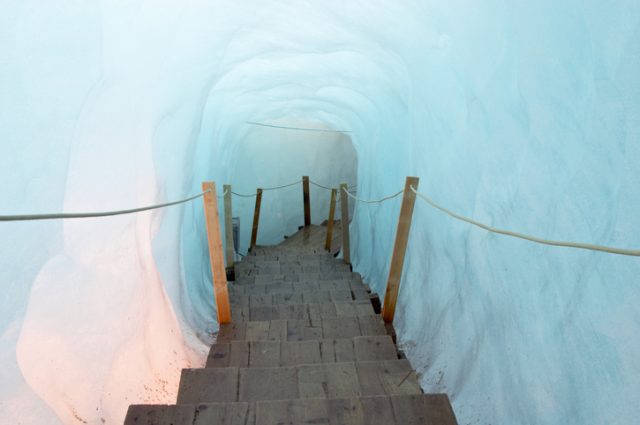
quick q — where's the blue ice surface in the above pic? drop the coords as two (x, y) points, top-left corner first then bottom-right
(1, 0), (640, 423)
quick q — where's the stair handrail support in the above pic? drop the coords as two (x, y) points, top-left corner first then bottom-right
(382, 176), (420, 323)
(202, 181), (232, 324)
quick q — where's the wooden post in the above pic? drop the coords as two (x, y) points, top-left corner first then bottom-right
(250, 188), (263, 249)
(339, 183), (351, 265)
(223, 184), (235, 280)
(382, 176), (420, 323)
(202, 182), (232, 324)
(302, 176), (311, 227)
(324, 188), (337, 251)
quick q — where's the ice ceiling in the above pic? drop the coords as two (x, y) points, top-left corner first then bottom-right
(1, 1), (640, 424)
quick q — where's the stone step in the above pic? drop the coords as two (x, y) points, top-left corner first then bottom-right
(230, 288), (370, 308)
(230, 301), (376, 322)
(216, 316), (387, 343)
(228, 280), (368, 295)
(125, 394), (458, 425)
(177, 360), (422, 404)
(236, 263), (352, 275)
(235, 271), (357, 284)
(206, 335), (399, 368)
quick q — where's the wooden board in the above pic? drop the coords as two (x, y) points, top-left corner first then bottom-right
(202, 182), (231, 324)
(177, 368), (238, 404)
(339, 183), (351, 265)
(382, 177), (419, 323)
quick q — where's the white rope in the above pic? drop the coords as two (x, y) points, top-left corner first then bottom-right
(410, 186), (640, 257)
(246, 121), (351, 133)
(262, 180), (301, 191)
(310, 180), (335, 191)
(0, 190), (211, 222)
(231, 191), (257, 198)
(217, 189), (229, 199)
(341, 187), (403, 204)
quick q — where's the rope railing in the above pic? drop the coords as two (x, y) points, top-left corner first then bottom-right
(341, 187), (403, 204)
(410, 186), (640, 257)
(246, 121), (352, 133)
(0, 190), (212, 222)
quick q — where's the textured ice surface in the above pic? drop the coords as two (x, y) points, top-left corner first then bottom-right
(1, 0), (640, 424)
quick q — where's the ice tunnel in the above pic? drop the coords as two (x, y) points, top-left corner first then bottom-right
(1, 1), (640, 424)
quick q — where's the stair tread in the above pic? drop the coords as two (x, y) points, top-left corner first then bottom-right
(230, 301), (377, 322)
(126, 394), (457, 425)
(216, 316), (387, 343)
(206, 335), (399, 368)
(177, 360), (421, 404)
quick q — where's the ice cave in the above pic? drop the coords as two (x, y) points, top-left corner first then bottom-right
(1, 1), (640, 424)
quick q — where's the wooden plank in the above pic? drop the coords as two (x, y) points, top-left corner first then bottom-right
(355, 360), (421, 397)
(249, 340), (280, 367)
(255, 399), (328, 425)
(390, 394), (459, 425)
(223, 184), (235, 271)
(320, 339), (355, 363)
(245, 321), (270, 341)
(202, 182), (232, 324)
(354, 336), (398, 361)
(177, 368), (239, 404)
(298, 363), (360, 399)
(217, 322), (246, 342)
(382, 176), (420, 323)
(206, 343), (231, 368)
(328, 397), (397, 425)
(266, 320), (288, 341)
(229, 341), (250, 367)
(322, 317), (360, 339)
(357, 316), (387, 336)
(239, 366), (298, 401)
(280, 340), (321, 366)
(303, 176), (311, 226)
(356, 396), (398, 425)
(250, 188), (263, 249)
(125, 405), (195, 425)
(194, 402), (251, 425)
(339, 183), (351, 265)
(325, 188), (338, 251)
(287, 319), (322, 341)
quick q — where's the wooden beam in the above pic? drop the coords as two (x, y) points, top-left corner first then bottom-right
(250, 188), (263, 249)
(223, 184), (235, 279)
(302, 176), (311, 227)
(382, 176), (420, 323)
(324, 188), (337, 251)
(339, 183), (351, 265)
(202, 182), (232, 324)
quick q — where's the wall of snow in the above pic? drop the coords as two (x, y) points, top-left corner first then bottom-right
(1, 0), (639, 424)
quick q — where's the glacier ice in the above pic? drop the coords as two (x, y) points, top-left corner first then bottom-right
(1, 0), (640, 424)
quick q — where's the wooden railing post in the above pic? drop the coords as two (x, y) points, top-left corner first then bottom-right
(202, 182), (231, 324)
(324, 188), (337, 251)
(223, 184), (235, 280)
(302, 176), (311, 226)
(250, 188), (263, 249)
(382, 176), (420, 323)
(339, 183), (351, 265)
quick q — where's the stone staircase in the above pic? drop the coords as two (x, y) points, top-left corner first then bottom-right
(125, 227), (458, 424)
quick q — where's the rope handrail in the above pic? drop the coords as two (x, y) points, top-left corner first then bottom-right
(309, 180), (334, 191)
(246, 121), (351, 133)
(0, 190), (212, 222)
(341, 187), (403, 204)
(262, 180), (301, 191)
(410, 186), (640, 257)
(231, 180), (301, 198)
(231, 190), (257, 198)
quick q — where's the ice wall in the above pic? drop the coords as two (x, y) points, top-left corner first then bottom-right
(1, 0), (639, 424)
